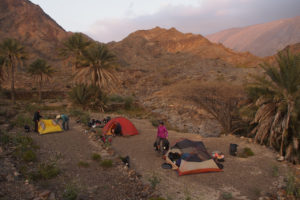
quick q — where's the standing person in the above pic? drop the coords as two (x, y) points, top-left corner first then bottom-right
(56, 114), (69, 130)
(155, 121), (168, 152)
(33, 111), (42, 132)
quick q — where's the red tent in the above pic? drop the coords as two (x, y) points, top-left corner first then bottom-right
(102, 117), (138, 136)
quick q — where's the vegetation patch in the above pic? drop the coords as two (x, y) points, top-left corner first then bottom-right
(286, 172), (300, 198)
(30, 162), (60, 180)
(77, 161), (90, 168)
(68, 109), (90, 125)
(14, 113), (34, 128)
(91, 153), (101, 161)
(13, 135), (39, 162)
(238, 147), (254, 158)
(148, 173), (161, 190)
(222, 192), (233, 200)
(100, 159), (113, 168)
(63, 184), (78, 200)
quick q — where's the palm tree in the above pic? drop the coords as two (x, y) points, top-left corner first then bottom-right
(74, 42), (118, 91)
(0, 56), (4, 85)
(27, 58), (55, 101)
(0, 38), (27, 103)
(60, 33), (91, 72)
(247, 50), (300, 163)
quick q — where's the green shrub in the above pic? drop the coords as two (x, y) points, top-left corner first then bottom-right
(63, 184), (78, 200)
(100, 160), (113, 168)
(68, 109), (90, 125)
(222, 192), (232, 200)
(148, 173), (161, 190)
(91, 153), (101, 161)
(78, 161), (89, 168)
(108, 94), (124, 103)
(238, 147), (254, 158)
(69, 84), (106, 111)
(151, 119), (159, 127)
(37, 162), (60, 180)
(124, 96), (133, 110)
(13, 135), (39, 162)
(15, 114), (34, 128)
(22, 150), (37, 162)
(0, 133), (12, 145)
(272, 165), (279, 177)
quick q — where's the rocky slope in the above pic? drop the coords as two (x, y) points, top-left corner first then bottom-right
(207, 16), (300, 57)
(0, 0), (71, 90)
(108, 27), (263, 136)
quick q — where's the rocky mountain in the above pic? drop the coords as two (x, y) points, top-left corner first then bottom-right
(0, 0), (71, 90)
(207, 16), (300, 57)
(108, 27), (263, 135)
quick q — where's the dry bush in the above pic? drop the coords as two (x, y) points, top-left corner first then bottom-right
(181, 81), (245, 134)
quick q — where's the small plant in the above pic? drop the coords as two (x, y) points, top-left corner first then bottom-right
(0, 132), (12, 146)
(148, 173), (161, 190)
(151, 119), (159, 127)
(68, 109), (90, 125)
(15, 114), (34, 128)
(285, 172), (300, 197)
(36, 162), (60, 180)
(22, 150), (37, 162)
(91, 153), (101, 161)
(124, 96), (133, 110)
(63, 184), (78, 200)
(222, 192), (232, 200)
(272, 165), (279, 177)
(100, 159), (113, 168)
(78, 161), (89, 168)
(238, 147), (254, 158)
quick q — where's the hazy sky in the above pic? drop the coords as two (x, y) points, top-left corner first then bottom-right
(30, 0), (300, 43)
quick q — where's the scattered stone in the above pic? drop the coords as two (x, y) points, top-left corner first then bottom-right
(6, 174), (14, 182)
(25, 179), (29, 185)
(0, 147), (3, 154)
(277, 156), (285, 162)
(48, 192), (56, 200)
(39, 190), (51, 198)
(13, 171), (20, 177)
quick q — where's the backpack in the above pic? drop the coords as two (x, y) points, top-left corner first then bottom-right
(229, 144), (238, 156)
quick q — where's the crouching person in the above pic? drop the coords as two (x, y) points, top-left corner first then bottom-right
(56, 114), (69, 130)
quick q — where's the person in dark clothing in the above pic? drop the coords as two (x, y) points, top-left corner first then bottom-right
(33, 111), (42, 133)
(114, 123), (122, 136)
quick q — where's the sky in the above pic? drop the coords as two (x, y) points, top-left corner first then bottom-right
(30, 0), (300, 43)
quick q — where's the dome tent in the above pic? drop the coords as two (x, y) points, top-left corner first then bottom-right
(165, 139), (223, 175)
(102, 117), (138, 136)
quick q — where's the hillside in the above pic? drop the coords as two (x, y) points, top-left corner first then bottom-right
(0, 0), (71, 90)
(207, 16), (300, 57)
(108, 27), (263, 135)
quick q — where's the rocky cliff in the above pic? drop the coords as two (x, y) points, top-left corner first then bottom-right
(0, 0), (71, 90)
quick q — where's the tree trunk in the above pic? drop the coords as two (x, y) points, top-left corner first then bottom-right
(39, 74), (42, 101)
(280, 101), (294, 157)
(10, 62), (15, 104)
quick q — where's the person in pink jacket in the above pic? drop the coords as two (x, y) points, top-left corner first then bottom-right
(155, 121), (168, 151)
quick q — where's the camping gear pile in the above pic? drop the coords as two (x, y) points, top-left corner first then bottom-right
(164, 139), (223, 176)
(88, 116), (111, 128)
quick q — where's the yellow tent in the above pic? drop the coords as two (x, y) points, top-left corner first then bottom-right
(38, 119), (63, 135)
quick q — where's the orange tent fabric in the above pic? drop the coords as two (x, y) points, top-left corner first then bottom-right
(102, 117), (138, 136)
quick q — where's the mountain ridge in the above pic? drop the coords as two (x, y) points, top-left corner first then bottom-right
(207, 16), (300, 57)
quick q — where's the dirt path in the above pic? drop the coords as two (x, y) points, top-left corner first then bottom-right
(111, 118), (290, 200)
(29, 120), (152, 200)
